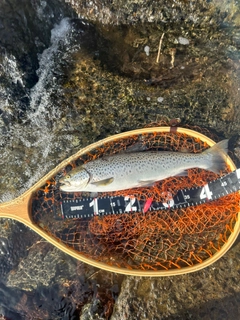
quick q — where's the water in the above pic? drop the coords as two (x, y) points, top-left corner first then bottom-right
(0, 18), (78, 200)
(29, 18), (71, 124)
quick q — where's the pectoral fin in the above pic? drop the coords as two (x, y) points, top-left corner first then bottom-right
(91, 177), (114, 186)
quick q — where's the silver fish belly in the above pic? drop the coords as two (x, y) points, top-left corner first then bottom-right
(59, 139), (228, 192)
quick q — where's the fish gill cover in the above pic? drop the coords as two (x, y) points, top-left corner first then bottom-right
(31, 127), (240, 272)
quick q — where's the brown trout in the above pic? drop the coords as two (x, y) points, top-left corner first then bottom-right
(59, 140), (228, 192)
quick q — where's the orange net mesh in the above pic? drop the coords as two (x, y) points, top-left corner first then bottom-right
(31, 127), (240, 271)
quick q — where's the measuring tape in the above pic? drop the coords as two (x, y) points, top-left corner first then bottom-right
(56, 168), (240, 219)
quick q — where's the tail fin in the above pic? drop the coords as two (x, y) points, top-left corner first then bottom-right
(202, 139), (229, 174)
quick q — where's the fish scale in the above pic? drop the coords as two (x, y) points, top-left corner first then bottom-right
(59, 140), (228, 193)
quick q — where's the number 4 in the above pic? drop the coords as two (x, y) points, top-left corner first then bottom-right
(200, 184), (213, 200)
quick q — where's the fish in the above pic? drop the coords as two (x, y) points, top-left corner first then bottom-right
(59, 139), (229, 193)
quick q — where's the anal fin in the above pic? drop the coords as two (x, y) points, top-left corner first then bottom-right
(174, 171), (188, 177)
(138, 179), (156, 187)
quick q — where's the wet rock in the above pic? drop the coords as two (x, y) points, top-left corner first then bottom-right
(6, 241), (77, 290)
(0, 220), (38, 278)
(111, 240), (240, 319)
(66, 0), (232, 26)
(62, 19), (240, 142)
(80, 300), (107, 320)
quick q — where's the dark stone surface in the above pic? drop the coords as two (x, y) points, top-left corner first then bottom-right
(111, 237), (240, 319)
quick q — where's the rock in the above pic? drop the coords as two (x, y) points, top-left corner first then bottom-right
(66, 0), (232, 26)
(111, 241), (240, 319)
(6, 241), (78, 290)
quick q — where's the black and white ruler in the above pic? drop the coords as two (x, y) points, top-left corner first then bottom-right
(57, 168), (240, 219)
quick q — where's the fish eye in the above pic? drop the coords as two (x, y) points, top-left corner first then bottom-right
(65, 174), (71, 179)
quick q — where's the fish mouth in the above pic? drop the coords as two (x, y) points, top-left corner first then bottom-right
(59, 178), (71, 191)
(59, 183), (77, 192)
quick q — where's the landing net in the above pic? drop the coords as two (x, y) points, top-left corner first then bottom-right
(31, 127), (240, 271)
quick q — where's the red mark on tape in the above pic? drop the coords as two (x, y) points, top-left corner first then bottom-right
(143, 198), (153, 213)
